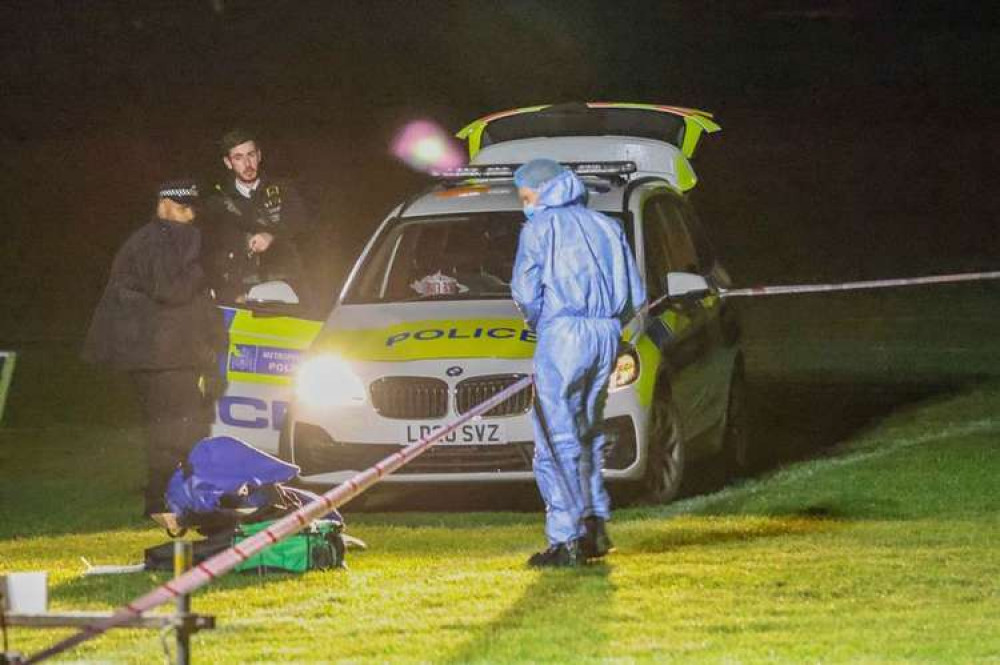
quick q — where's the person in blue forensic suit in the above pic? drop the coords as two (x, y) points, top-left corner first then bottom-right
(511, 159), (646, 567)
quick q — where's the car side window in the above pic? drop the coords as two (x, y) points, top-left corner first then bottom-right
(641, 198), (672, 299)
(680, 202), (717, 275)
(655, 197), (702, 275)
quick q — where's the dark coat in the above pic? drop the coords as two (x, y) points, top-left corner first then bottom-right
(201, 176), (310, 301)
(203, 176), (308, 241)
(82, 217), (226, 371)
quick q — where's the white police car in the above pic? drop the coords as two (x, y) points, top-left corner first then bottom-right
(214, 103), (746, 503)
(254, 102), (745, 502)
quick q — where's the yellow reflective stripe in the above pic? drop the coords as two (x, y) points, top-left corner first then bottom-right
(632, 307), (696, 406)
(313, 318), (538, 361)
(662, 308), (691, 336)
(680, 115), (722, 158)
(456, 120), (486, 158)
(227, 309), (324, 343)
(634, 336), (661, 407)
(225, 371), (291, 386)
(224, 309), (324, 385)
(675, 154), (699, 192)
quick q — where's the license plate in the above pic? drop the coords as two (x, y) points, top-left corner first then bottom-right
(402, 422), (507, 445)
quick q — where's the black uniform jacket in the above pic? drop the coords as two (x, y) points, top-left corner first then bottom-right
(200, 176), (309, 297)
(202, 177), (308, 254)
(82, 217), (226, 371)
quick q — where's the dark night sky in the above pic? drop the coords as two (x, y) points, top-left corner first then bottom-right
(0, 1), (996, 340)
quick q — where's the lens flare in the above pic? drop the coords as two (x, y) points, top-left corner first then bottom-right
(391, 120), (465, 173)
(295, 354), (366, 407)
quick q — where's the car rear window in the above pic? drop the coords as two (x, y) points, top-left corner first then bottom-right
(481, 105), (686, 151)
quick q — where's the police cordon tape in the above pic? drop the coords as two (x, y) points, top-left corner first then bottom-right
(636, 269), (1000, 317)
(719, 269), (1000, 299)
(24, 267), (1000, 663)
(25, 376), (534, 664)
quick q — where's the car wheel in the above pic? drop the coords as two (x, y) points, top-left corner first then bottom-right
(721, 366), (750, 478)
(642, 395), (685, 503)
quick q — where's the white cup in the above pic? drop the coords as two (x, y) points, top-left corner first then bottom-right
(1, 571), (48, 613)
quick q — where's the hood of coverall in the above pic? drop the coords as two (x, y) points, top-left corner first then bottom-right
(534, 169), (588, 213)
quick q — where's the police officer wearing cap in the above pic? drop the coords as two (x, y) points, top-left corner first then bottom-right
(202, 128), (311, 305)
(83, 180), (226, 516)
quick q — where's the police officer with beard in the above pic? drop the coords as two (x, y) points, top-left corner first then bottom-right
(83, 181), (226, 516)
(202, 128), (311, 305)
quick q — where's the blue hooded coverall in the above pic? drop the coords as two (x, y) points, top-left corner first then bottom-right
(511, 168), (646, 545)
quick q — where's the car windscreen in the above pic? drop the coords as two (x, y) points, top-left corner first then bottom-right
(343, 213), (523, 304)
(344, 211), (630, 305)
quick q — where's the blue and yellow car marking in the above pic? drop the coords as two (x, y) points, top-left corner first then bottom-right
(313, 318), (538, 362)
(221, 307), (323, 386)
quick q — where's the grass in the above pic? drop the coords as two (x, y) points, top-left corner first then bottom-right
(2, 387), (998, 663)
(1, 285), (999, 662)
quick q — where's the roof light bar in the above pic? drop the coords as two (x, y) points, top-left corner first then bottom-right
(433, 161), (637, 180)
(570, 161), (637, 176)
(432, 164), (517, 179)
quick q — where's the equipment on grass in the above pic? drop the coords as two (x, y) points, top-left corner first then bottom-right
(150, 435), (349, 573)
(146, 518), (348, 573)
(23, 376), (533, 664)
(235, 519), (345, 573)
(164, 435), (343, 536)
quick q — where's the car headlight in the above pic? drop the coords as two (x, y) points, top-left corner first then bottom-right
(295, 354), (367, 407)
(610, 347), (640, 392)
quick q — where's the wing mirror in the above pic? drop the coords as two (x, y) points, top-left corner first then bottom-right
(663, 272), (712, 300)
(245, 280), (300, 305)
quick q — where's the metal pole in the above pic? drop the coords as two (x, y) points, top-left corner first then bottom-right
(173, 541), (193, 665)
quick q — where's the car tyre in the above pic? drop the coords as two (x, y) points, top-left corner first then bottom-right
(721, 365), (751, 479)
(642, 394), (685, 504)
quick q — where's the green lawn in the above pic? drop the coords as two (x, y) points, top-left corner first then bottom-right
(1, 285), (999, 663)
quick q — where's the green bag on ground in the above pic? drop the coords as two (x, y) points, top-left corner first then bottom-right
(234, 519), (346, 573)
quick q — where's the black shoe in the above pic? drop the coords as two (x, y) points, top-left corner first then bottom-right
(527, 541), (583, 568)
(581, 516), (614, 559)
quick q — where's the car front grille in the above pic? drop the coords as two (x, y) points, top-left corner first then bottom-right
(456, 374), (533, 418)
(369, 374), (533, 420)
(369, 377), (449, 419)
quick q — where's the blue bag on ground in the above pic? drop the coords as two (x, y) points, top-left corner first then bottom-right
(165, 435), (343, 533)
(147, 435), (348, 572)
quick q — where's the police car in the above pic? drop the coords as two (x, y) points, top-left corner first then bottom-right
(215, 102), (746, 503)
